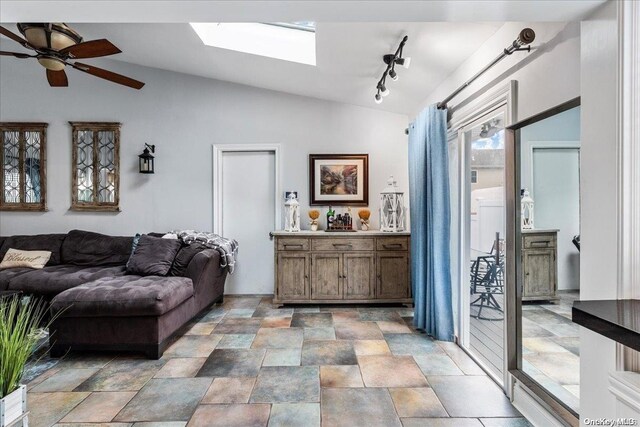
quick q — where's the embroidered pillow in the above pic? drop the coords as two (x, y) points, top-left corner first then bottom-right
(0, 248), (52, 270)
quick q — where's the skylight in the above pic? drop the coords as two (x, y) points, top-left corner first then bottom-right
(190, 22), (316, 66)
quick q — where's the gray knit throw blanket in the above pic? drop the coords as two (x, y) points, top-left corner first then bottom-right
(170, 230), (239, 274)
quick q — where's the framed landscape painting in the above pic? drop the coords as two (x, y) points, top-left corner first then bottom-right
(309, 154), (368, 206)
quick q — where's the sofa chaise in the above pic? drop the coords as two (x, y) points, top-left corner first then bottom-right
(0, 229), (228, 358)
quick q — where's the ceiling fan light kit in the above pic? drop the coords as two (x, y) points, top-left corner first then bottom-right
(374, 35), (410, 104)
(0, 22), (145, 89)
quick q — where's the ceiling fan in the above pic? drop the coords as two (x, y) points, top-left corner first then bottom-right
(0, 23), (145, 89)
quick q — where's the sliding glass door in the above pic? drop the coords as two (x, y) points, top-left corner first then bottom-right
(458, 106), (508, 388)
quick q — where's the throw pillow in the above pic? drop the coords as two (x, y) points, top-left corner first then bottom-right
(126, 235), (182, 276)
(170, 242), (207, 277)
(0, 249), (52, 270)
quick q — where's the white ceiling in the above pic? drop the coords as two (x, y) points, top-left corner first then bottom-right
(0, 1), (604, 115)
(62, 22), (500, 115)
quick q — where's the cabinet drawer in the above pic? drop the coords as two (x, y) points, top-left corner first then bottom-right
(376, 237), (409, 251)
(523, 234), (556, 249)
(277, 238), (309, 251)
(312, 238), (374, 252)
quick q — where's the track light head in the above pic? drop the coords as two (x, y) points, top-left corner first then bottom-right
(389, 69), (398, 81)
(374, 92), (383, 104)
(379, 84), (389, 97)
(396, 57), (411, 69)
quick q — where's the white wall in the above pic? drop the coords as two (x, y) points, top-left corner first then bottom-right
(416, 21), (580, 121)
(0, 58), (409, 239)
(579, 0), (620, 422)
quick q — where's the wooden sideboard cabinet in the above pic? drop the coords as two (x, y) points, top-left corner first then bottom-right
(521, 229), (558, 301)
(271, 231), (412, 306)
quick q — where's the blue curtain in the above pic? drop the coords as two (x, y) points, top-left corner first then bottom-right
(408, 104), (454, 341)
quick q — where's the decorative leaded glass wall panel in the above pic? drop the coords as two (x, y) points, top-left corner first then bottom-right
(70, 122), (120, 211)
(0, 123), (47, 211)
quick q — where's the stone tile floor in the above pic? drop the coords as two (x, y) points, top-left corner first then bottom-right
(25, 296), (532, 427)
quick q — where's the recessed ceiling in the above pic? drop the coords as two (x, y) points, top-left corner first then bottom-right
(52, 22), (500, 115)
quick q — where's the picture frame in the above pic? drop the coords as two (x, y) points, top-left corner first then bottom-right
(309, 154), (369, 206)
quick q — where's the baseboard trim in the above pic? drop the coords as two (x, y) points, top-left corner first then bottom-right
(512, 380), (573, 427)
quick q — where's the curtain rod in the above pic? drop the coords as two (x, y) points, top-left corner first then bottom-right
(404, 28), (536, 135)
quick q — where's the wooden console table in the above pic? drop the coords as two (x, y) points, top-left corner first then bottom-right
(271, 231), (411, 306)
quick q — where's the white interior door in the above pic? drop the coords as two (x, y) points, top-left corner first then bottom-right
(221, 151), (276, 295)
(532, 147), (580, 290)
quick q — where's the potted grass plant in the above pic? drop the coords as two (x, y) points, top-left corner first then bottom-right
(0, 296), (49, 427)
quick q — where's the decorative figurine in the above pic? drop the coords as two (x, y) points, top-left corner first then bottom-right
(308, 210), (320, 231)
(358, 209), (371, 231)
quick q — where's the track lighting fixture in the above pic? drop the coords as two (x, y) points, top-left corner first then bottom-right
(373, 35), (409, 104)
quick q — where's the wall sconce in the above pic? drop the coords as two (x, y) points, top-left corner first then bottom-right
(138, 143), (155, 174)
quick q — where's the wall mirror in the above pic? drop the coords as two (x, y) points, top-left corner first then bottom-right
(0, 122), (47, 211)
(506, 97), (581, 422)
(70, 122), (121, 211)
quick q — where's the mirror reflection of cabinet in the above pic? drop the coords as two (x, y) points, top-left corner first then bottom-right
(521, 230), (558, 301)
(0, 122), (47, 211)
(70, 122), (120, 211)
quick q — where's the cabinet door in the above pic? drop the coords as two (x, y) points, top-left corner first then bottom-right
(311, 253), (342, 300)
(277, 253), (310, 300)
(344, 253), (375, 300)
(522, 249), (556, 298)
(376, 252), (409, 299)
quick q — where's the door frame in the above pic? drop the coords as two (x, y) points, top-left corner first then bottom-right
(212, 144), (281, 235)
(448, 80), (517, 394)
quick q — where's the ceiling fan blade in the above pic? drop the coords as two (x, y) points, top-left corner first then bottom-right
(47, 69), (69, 87)
(60, 39), (121, 59)
(0, 25), (33, 49)
(71, 62), (145, 89)
(0, 50), (33, 59)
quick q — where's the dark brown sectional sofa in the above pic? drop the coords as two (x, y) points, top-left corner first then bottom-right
(0, 230), (228, 358)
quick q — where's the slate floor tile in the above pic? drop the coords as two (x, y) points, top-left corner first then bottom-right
(197, 349), (265, 377)
(29, 392), (90, 427)
(428, 376), (520, 417)
(377, 321), (413, 334)
(268, 403), (320, 427)
(304, 327), (336, 341)
(75, 360), (165, 392)
(523, 352), (579, 385)
(413, 354), (464, 376)
(154, 358), (206, 378)
(227, 308), (256, 318)
(250, 366), (320, 403)
(334, 322), (384, 340)
(31, 368), (99, 392)
(252, 327), (304, 349)
(437, 342), (485, 375)
(290, 313), (333, 328)
(184, 321), (217, 335)
(222, 297), (262, 309)
(384, 333), (444, 356)
(114, 378), (211, 422)
(320, 365), (364, 388)
(353, 340), (392, 356)
(60, 391), (136, 423)
(132, 423), (186, 427)
(163, 335), (222, 358)
(216, 334), (256, 349)
(252, 307), (294, 318)
(201, 377), (256, 403)
(214, 318), (262, 334)
(359, 310), (404, 322)
(389, 387), (448, 417)
(260, 317), (292, 328)
(321, 388), (402, 427)
(187, 404), (270, 427)
(262, 349), (301, 366)
(358, 355), (428, 388)
(301, 340), (357, 366)
(331, 311), (360, 323)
